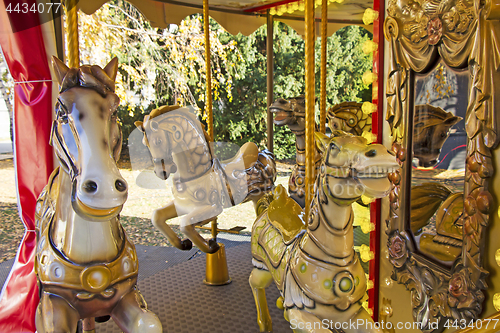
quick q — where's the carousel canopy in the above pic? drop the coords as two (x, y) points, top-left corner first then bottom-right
(79, 0), (373, 36)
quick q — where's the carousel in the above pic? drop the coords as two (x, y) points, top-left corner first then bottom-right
(1, 0), (500, 332)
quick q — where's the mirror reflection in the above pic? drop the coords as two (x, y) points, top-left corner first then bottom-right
(410, 62), (468, 265)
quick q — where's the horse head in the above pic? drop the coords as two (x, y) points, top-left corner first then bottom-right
(134, 105), (192, 180)
(327, 101), (371, 136)
(413, 104), (462, 167)
(269, 95), (306, 131)
(315, 131), (399, 206)
(51, 57), (127, 221)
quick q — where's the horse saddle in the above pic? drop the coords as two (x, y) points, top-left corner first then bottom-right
(219, 141), (259, 174)
(267, 185), (306, 244)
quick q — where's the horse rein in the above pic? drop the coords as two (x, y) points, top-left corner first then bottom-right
(50, 98), (80, 183)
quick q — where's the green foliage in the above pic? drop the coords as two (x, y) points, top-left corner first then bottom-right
(80, 2), (373, 160)
(213, 23), (373, 159)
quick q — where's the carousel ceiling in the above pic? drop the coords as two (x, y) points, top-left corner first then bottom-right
(79, 0), (373, 36)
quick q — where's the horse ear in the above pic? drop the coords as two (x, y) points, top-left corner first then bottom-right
(52, 56), (69, 85)
(444, 116), (462, 126)
(104, 57), (118, 82)
(134, 121), (144, 133)
(315, 132), (330, 153)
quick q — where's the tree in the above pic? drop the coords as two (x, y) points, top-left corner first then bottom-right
(79, 1), (239, 145)
(78, 1), (373, 160)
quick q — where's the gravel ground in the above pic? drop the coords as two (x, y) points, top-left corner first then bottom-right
(0, 158), (291, 262)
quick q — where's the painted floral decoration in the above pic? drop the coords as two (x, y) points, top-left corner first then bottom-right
(427, 17), (443, 45)
(388, 232), (408, 267)
(448, 268), (475, 308)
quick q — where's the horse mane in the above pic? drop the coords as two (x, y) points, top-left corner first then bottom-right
(149, 105), (182, 119)
(147, 105), (212, 143)
(327, 101), (371, 136)
(59, 64), (116, 96)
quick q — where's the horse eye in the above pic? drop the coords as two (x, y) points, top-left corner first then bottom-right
(365, 149), (377, 157)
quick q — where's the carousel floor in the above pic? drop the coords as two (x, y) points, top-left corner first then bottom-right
(0, 230), (370, 332)
(0, 234), (293, 333)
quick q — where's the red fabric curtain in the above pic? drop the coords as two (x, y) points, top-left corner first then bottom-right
(0, 1), (54, 331)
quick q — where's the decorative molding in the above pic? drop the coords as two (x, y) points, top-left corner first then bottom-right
(384, 0), (500, 330)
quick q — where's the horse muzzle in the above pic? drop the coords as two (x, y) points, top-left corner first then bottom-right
(72, 180), (126, 221)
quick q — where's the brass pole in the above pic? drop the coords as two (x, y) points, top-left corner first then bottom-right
(203, 0), (213, 141)
(266, 11), (274, 152)
(203, 0), (217, 241)
(305, 0), (315, 218)
(65, 0), (79, 68)
(211, 217), (218, 239)
(319, 0), (328, 134)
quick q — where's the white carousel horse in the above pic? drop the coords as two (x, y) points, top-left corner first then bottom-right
(249, 131), (399, 333)
(34, 57), (162, 333)
(135, 106), (276, 253)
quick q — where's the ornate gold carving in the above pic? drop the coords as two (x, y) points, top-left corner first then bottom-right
(385, 0), (500, 329)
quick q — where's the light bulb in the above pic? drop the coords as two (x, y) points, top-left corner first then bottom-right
(363, 8), (379, 25)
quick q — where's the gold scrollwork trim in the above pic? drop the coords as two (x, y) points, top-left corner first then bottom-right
(385, 0), (499, 330)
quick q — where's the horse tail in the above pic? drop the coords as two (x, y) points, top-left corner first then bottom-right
(255, 190), (275, 216)
(246, 149), (277, 197)
(410, 182), (451, 234)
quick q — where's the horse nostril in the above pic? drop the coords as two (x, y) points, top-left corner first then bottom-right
(115, 179), (127, 192)
(162, 171), (168, 179)
(83, 180), (98, 193)
(170, 165), (177, 174)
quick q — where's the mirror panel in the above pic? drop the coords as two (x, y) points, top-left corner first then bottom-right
(383, 0), (500, 329)
(410, 62), (468, 266)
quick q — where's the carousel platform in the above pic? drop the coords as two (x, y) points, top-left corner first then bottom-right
(0, 234), (293, 333)
(0, 230), (369, 332)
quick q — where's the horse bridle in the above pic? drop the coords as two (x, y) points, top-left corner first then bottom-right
(50, 98), (80, 183)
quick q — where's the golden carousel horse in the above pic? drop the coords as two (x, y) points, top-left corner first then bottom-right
(327, 101), (371, 136)
(249, 131), (399, 333)
(270, 98), (370, 208)
(34, 57), (162, 333)
(135, 105), (276, 253)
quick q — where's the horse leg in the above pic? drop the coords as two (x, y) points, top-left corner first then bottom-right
(180, 204), (222, 253)
(111, 289), (162, 333)
(35, 292), (79, 333)
(152, 201), (192, 250)
(249, 268), (273, 332)
(285, 309), (331, 333)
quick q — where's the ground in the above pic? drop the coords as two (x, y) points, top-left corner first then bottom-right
(0, 158), (292, 263)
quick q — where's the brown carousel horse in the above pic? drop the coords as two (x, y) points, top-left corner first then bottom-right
(34, 57), (162, 333)
(270, 96), (321, 208)
(135, 105), (276, 253)
(413, 104), (462, 167)
(250, 131), (399, 333)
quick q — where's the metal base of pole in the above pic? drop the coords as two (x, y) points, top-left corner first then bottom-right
(204, 243), (231, 286)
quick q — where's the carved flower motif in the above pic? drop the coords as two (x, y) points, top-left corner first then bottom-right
(448, 269), (476, 309)
(449, 272), (468, 299)
(442, 3), (475, 34)
(388, 232), (408, 267)
(427, 17), (443, 45)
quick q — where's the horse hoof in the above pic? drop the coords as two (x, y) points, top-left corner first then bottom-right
(130, 310), (163, 333)
(208, 238), (220, 253)
(180, 239), (193, 251)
